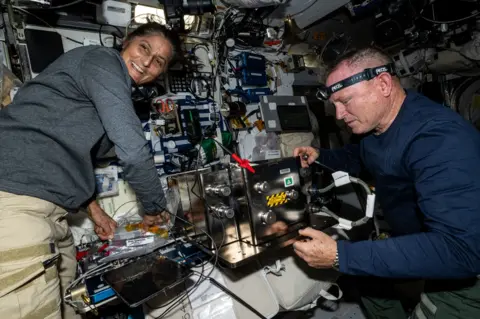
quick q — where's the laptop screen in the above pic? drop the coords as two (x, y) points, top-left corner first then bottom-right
(102, 254), (192, 307)
(277, 105), (312, 132)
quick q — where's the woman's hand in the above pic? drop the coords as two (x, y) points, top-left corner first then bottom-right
(87, 201), (117, 240)
(142, 211), (170, 231)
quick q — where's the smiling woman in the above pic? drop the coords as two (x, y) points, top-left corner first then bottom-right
(0, 19), (181, 319)
(121, 22), (181, 85)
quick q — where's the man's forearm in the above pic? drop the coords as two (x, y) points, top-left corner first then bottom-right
(337, 232), (480, 278)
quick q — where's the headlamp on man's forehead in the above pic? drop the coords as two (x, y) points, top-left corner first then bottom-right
(316, 63), (396, 101)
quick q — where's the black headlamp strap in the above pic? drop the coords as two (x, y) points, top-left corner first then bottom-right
(327, 63), (396, 95)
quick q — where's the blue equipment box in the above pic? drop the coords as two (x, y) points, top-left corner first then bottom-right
(245, 88), (271, 102)
(237, 52), (266, 70)
(241, 69), (268, 86)
(86, 275), (116, 304)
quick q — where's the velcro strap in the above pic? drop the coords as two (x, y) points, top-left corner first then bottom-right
(319, 283), (343, 301)
(413, 304), (428, 319)
(16, 266), (59, 293)
(0, 262), (44, 297)
(23, 298), (59, 319)
(420, 293), (437, 315)
(0, 243), (54, 263)
(44, 265), (58, 282)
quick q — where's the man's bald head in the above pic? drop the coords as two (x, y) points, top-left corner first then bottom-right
(327, 47), (393, 77)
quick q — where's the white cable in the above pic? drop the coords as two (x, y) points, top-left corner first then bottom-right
(311, 171), (376, 232)
(421, 11), (480, 24)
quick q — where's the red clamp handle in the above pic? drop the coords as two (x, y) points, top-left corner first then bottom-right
(98, 243), (109, 253)
(232, 154), (255, 174)
(76, 250), (88, 261)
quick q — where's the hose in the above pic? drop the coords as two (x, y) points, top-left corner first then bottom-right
(309, 173), (379, 236)
(309, 182), (335, 194)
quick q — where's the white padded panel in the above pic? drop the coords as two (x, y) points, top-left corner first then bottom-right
(261, 246), (339, 310)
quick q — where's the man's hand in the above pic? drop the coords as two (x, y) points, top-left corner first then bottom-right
(142, 211), (170, 231)
(88, 201), (117, 240)
(293, 147), (319, 168)
(293, 227), (337, 269)
(264, 221), (288, 236)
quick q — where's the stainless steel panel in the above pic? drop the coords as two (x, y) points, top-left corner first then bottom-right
(167, 168), (210, 242)
(196, 230), (301, 268)
(167, 158), (309, 268)
(229, 165), (254, 244)
(245, 157), (308, 246)
(200, 169), (239, 248)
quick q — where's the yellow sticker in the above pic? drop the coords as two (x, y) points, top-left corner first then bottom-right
(266, 192), (289, 207)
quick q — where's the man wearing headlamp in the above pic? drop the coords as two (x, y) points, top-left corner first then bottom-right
(293, 47), (480, 318)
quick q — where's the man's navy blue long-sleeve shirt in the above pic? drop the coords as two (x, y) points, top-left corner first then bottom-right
(320, 90), (480, 279)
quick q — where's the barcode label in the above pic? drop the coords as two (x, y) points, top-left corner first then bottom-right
(126, 237), (154, 247)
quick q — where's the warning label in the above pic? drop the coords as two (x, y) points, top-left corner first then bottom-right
(266, 192), (289, 207)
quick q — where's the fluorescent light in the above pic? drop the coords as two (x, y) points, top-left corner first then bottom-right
(134, 4), (165, 24)
(133, 5), (196, 29)
(184, 15), (195, 29)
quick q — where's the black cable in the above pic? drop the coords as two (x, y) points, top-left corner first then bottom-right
(225, 11), (266, 48)
(189, 75), (212, 100)
(191, 45), (216, 90)
(146, 257), (205, 311)
(153, 208), (225, 318)
(99, 24), (105, 46)
(290, 0), (318, 18)
(151, 135), (232, 319)
(188, 43), (215, 99)
(211, 137), (232, 156)
(154, 219), (225, 319)
(151, 197), (221, 270)
(47, 0), (85, 10)
(11, 7), (83, 45)
(313, 160), (336, 173)
(99, 24), (124, 47)
(152, 139), (162, 153)
(65, 37), (83, 45)
(190, 136), (207, 205)
(244, 108), (260, 119)
(148, 105), (232, 318)
(226, 58), (239, 74)
(147, 286), (189, 312)
(420, 3), (480, 24)
(153, 276), (201, 318)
